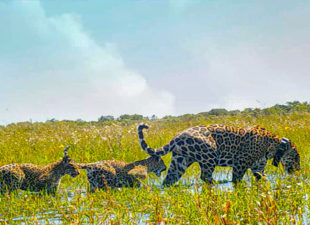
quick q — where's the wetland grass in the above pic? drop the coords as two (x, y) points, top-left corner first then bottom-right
(0, 113), (310, 224)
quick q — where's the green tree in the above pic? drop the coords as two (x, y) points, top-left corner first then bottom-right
(98, 115), (114, 122)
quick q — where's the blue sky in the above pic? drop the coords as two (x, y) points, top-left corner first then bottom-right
(0, 0), (310, 124)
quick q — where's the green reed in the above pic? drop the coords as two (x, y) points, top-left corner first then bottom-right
(0, 113), (309, 224)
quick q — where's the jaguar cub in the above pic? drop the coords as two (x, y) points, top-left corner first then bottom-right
(0, 146), (80, 194)
(78, 156), (166, 192)
(138, 124), (300, 186)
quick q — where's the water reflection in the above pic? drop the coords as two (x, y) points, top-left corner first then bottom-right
(6, 171), (310, 224)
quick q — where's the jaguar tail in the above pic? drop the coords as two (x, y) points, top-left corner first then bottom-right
(137, 123), (173, 156)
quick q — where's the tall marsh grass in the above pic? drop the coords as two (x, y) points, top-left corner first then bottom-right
(0, 113), (309, 224)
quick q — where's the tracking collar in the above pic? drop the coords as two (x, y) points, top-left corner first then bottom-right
(272, 137), (290, 167)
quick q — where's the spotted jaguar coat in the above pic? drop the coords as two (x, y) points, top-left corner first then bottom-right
(138, 124), (300, 185)
(78, 156), (166, 192)
(0, 146), (80, 194)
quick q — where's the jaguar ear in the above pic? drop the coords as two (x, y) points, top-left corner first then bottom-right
(272, 138), (290, 167)
(63, 146), (70, 163)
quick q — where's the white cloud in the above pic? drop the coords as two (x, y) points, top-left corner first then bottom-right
(202, 38), (310, 110)
(0, 1), (175, 124)
(156, 3), (310, 114)
(148, 32), (310, 115)
(171, 38), (307, 113)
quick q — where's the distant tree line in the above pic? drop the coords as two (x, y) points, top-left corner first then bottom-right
(97, 114), (158, 122)
(45, 101), (310, 124)
(99, 101), (310, 122)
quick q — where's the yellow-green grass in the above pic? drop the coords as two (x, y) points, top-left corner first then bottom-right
(0, 113), (309, 224)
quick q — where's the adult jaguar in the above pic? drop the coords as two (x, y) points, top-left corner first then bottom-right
(0, 146), (80, 194)
(78, 155), (166, 192)
(138, 124), (300, 186)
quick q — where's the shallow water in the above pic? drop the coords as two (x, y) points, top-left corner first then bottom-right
(11, 212), (63, 225)
(301, 193), (309, 225)
(3, 170), (310, 224)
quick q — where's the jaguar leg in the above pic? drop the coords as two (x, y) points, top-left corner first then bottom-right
(232, 166), (248, 184)
(46, 187), (57, 195)
(199, 162), (215, 184)
(250, 159), (267, 181)
(89, 183), (95, 193)
(163, 156), (194, 186)
(1, 171), (23, 193)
